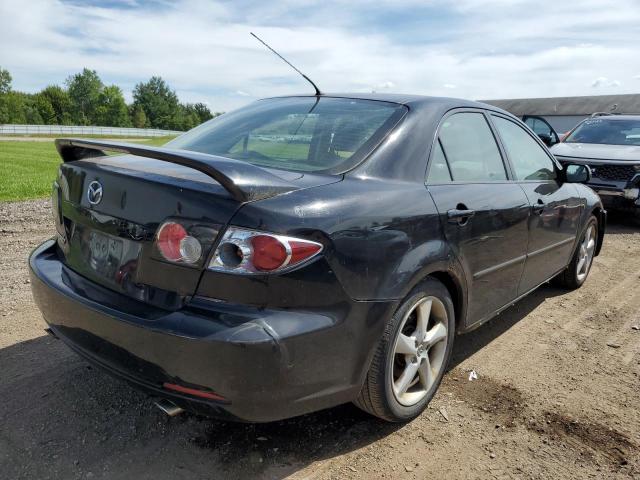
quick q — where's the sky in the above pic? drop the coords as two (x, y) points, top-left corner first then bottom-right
(1, 0), (640, 112)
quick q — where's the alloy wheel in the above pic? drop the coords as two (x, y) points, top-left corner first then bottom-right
(391, 296), (449, 407)
(576, 224), (596, 282)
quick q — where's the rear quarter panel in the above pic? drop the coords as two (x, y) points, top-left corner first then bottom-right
(226, 177), (459, 303)
(194, 176), (463, 398)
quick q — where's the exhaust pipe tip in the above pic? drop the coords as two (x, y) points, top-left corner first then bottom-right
(155, 398), (184, 417)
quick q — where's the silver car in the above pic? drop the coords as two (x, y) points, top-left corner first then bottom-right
(550, 115), (640, 213)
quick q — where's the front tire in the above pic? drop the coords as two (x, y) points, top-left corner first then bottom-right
(552, 215), (598, 290)
(354, 278), (455, 422)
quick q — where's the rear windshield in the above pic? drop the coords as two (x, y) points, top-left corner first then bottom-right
(167, 97), (406, 173)
(564, 118), (640, 146)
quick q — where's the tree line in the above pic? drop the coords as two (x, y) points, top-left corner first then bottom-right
(0, 67), (222, 131)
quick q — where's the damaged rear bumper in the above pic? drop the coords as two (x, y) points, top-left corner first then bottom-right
(29, 239), (395, 422)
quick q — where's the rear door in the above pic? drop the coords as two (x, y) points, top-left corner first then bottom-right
(490, 114), (582, 295)
(426, 110), (530, 325)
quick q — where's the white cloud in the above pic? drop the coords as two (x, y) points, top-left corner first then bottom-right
(592, 77), (621, 88)
(1, 0), (640, 111)
(376, 81), (395, 89)
(591, 77), (608, 87)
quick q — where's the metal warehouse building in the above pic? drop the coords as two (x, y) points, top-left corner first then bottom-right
(481, 93), (640, 133)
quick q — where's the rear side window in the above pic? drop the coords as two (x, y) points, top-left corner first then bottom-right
(438, 112), (507, 182)
(427, 141), (452, 182)
(492, 116), (556, 181)
(167, 97), (406, 173)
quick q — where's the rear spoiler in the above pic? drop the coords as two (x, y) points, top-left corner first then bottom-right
(55, 138), (297, 203)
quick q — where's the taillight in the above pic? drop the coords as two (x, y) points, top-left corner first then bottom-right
(251, 235), (288, 271)
(156, 221), (203, 264)
(209, 227), (323, 274)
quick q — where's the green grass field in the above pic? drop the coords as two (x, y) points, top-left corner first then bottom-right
(0, 137), (176, 202)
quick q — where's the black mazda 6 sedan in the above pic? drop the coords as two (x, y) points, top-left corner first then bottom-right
(30, 94), (605, 422)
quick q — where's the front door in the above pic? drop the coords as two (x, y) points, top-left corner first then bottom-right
(523, 115), (560, 147)
(426, 111), (531, 325)
(490, 114), (581, 295)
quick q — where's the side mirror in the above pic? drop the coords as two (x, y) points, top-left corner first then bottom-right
(563, 164), (592, 183)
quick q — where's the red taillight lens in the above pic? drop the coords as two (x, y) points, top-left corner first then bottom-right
(251, 235), (288, 271)
(157, 222), (187, 261)
(156, 222), (202, 264)
(209, 228), (323, 274)
(289, 240), (322, 264)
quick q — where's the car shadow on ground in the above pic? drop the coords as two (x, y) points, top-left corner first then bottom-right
(449, 283), (565, 370)
(603, 211), (639, 234)
(1, 281), (570, 479)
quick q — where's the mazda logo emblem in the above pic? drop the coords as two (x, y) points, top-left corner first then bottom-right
(87, 181), (103, 205)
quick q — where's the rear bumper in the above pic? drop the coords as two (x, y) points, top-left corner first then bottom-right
(30, 240), (395, 422)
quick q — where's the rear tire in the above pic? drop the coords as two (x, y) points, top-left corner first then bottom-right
(552, 215), (598, 290)
(354, 278), (455, 422)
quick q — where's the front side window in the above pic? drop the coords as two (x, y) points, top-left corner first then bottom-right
(167, 97), (406, 173)
(438, 112), (507, 182)
(492, 116), (556, 181)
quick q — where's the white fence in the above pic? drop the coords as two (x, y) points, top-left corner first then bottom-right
(0, 124), (183, 137)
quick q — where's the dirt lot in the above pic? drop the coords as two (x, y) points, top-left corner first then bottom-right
(1, 199), (639, 480)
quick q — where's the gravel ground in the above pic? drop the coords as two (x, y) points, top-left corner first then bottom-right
(1, 199), (639, 479)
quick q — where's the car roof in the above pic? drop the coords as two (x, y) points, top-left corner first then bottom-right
(261, 92), (509, 114)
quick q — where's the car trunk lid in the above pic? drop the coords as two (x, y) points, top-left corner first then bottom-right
(52, 139), (338, 308)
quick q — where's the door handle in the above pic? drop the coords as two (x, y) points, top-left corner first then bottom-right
(532, 199), (545, 215)
(447, 207), (476, 225)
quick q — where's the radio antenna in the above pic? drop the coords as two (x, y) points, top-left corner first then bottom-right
(250, 32), (322, 96)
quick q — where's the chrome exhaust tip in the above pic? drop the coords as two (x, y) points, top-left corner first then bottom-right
(155, 398), (184, 417)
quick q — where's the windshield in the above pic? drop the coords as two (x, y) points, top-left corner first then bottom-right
(167, 97), (406, 173)
(564, 118), (640, 146)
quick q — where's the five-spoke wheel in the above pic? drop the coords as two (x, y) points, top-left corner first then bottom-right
(553, 215), (598, 290)
(576, 223), (596, 282)
(392, 297), (448, 406)
(354, 278), (455, 422)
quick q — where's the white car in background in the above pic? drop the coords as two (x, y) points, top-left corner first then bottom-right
(531, 114), (640, 214)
